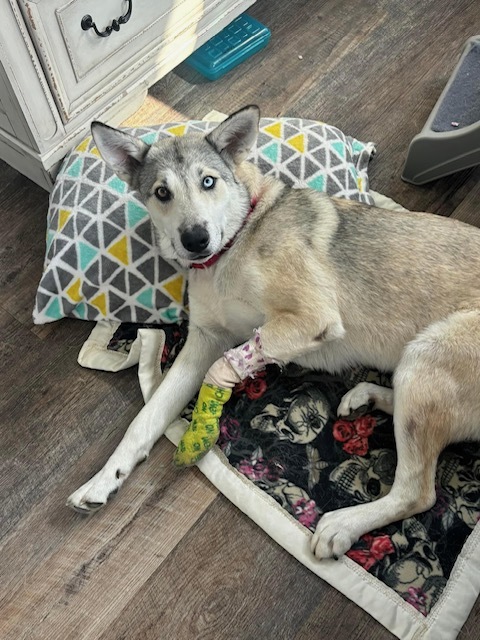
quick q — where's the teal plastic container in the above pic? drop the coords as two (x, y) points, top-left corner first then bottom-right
(185, 15), (271, 81)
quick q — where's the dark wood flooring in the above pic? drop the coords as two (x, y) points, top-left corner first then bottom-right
(1, 0), (480, 638)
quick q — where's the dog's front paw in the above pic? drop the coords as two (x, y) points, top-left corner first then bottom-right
(66, 468), (122, 514)
(310, 508), (361, 559)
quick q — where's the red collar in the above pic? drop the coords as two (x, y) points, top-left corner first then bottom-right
(190, 197), (257, 269)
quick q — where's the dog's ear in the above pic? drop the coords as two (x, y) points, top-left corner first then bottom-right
(91, 122), (150, 187)
(206, 105), (260, 165)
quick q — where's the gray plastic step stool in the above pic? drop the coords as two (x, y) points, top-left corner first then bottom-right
(402, 36), (480, 185)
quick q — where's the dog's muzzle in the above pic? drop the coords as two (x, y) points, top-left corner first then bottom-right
(180, 225), (210, 254)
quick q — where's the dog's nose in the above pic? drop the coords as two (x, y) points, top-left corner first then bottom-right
(180, 225), (210, 253)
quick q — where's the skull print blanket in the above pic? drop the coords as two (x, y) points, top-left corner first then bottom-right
(77, 318), (480, 640)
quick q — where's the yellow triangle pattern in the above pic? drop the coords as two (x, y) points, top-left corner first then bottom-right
(58, 209), (71, 231)
(287, 133), (305, 153)
(357, 176), (363, 192)
(90, 292), (107, 316)
(160, 273), (185, 304)
(90, 146), (101, 157)
(167, 125), (186, 137)
(264, 122), (282, 138)
(75, 137), (91, 153)
(108, 236), (129, 265)
(66, 278), (82, 302)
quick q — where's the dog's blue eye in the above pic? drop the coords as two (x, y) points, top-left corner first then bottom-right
(155, 186), (171, 202)
(202, 176), (216, 190)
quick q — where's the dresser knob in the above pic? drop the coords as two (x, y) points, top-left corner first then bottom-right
(81, 0), (132, 38)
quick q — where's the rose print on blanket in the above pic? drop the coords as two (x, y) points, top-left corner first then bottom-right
(405, 587), (428, 616)
(346, 533), (395, 570)
(236, 447), (285, 483)
(293, 497), (321, 529)
(234, 370), (268, 400)
(333, 415), (376, 456)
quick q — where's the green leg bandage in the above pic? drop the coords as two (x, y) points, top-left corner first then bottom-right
(173, 383), (232, 467)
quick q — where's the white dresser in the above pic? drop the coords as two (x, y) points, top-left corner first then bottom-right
(0, 0), (255, 189)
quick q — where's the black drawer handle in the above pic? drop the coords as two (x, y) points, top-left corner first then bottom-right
(81, 0), (132, 38)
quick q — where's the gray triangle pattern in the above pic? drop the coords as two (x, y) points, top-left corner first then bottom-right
(49, 209), (59, 230)
(63, 245), (78, 270)
(136, 220), (155, 244)
(57, 266), (75, 288)
(61, 178), (77, 201)
(109, 291), (126, 312)
(131, 237), (150, 262)
(75, 212), (91, 235)
(108, 205), (126, 230)
(78, 182), (94, 204)
(110, 269), (127, 292)
(83, 223), (100, 247)
(82, 191), (100, 214)
(85, 261), (100, 286)
(102, 255), (121, 282)
(128, 272), (144, 295)
(103, 221), (123, 245)
(63, 186), (79, 208)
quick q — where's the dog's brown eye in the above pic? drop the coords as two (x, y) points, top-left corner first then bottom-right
(155, 186), (172, 202)
(202, 176), (216, 190)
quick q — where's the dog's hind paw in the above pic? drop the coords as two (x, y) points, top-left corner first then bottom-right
(66, 470), (121, 513)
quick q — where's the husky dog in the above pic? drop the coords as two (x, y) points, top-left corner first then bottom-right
(67, 106), (480, 561)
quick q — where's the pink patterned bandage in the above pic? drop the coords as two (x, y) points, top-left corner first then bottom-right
(204, 330), (282, 389)
(224, 329), (281, 380)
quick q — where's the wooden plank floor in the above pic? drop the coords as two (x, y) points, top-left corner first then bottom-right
(2, 0), (480, 637)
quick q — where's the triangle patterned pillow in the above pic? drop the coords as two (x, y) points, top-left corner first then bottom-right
(33, 118), (375, 325)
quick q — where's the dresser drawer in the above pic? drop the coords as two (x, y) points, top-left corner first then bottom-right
(20, 0), (250, 122)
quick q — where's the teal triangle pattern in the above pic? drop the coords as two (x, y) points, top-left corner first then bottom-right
(140, 132), (157, 145)
(45, 297), (62, 319)
(67, 158), (82, 178)
(330, 141), (346, 159)
(78, 241), (98, 270)
(136, 287), (154, 309)
(46, 230), (55, 254)
(108, 176), (127, 194)
(127, 201), (148, 228)
(262, 141), (280, 163)
(308, 175), (326, 191)
(351, 140), (365, 155)
(75, 302), (87, 319)
(160, 305), (182, 323)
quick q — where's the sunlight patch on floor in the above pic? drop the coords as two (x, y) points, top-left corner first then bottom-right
(122, 94), (188, 126)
